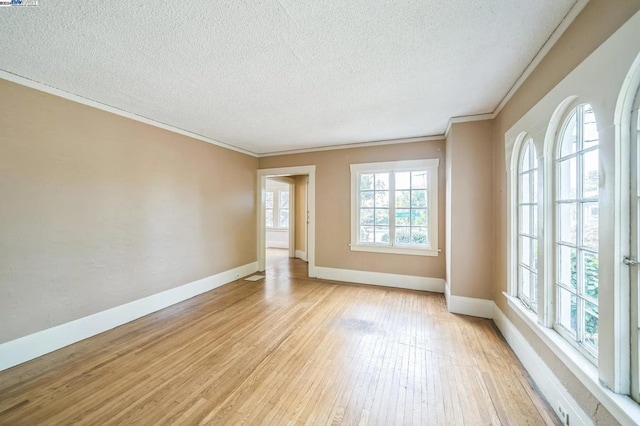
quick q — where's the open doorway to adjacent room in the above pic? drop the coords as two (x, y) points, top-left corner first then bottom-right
(258, 166), (315, 277)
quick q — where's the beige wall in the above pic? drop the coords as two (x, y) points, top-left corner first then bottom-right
(446, 120), (495, 299)
(259, 141), (446, 278)
(0, 79), (258, 343)
(294, 175), (308, 254)
(492, 1), (640, 422)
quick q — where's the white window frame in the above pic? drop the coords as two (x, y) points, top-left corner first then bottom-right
(266, 188), (289, 230)
(517, 137), (539, 312)
(553, 103), (600, 364)
(350, 159), (439, 257)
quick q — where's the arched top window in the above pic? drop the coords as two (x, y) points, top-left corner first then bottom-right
(554, 103), (599, 361)
(517, 137), (538, 311)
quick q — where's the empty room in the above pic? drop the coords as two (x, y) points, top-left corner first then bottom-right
(1, 0), (640, 424)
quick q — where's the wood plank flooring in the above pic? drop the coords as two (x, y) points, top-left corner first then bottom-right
(0, 249), (558, 425)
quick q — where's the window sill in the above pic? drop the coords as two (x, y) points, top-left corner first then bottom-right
(503, 292), (640, 425)
(266, 227), (289, 232)
(350, 244), (439, 257)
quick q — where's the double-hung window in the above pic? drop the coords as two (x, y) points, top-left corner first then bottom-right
(265, 188), (289, 229)
(350, 159), (439, 256)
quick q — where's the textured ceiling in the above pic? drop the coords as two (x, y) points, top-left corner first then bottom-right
(0, 0), (576, 155)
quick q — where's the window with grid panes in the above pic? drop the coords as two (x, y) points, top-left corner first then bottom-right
(350, 159), (439, 256)
(555, 103), (599, 360)
(518, 138), (539, 311)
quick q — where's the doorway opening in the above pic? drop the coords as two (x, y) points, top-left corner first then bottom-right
(257, 166), (316, 277)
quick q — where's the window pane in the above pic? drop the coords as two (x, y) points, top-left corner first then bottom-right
(582, 105), (599, 150)
(520, 205), (531, 235)
(558, 158), (577, 200)
(395, 227), (411, 244)
(520, 172), (531, 203)
(360, 208), (374, 225)
(520, 236), (531, 267)
(531, 272), (538, 311)
(266, 192), (274, 209)
(280, 191), (289, 208)
(583, 251), (599, 300)
(532, 238), (538, 271)
(411, 209), (427, 226)
(411, 190), (427, 208)
(360, 173), (374, 190)
(395, 172), (410, 189)
(279, 210), (289, 228)
(374, 173), (389, 190)
(374, 227), (389, 243)
(584, 301), (599, 352)
(559, 111), (577, 158)
(266, 210), (274, 227)
(411, 227), (428, 245)
(558, 245), (577, 290)
(521, 142), (532, 172)
(411, 171), (427, 189)
(375, 191), (389, 207)
(375, 209), (389, 225)
(558, 203), (577, 244)
(360, 191), (374, 207)
(582, 149), (599, 199)
(395, 191), (411, 208)
(360, 226), (374, 243)
(582, 203), (598, 250)
(395, 209), (410, 226)
(520, 266), (530, 300)
(558, 287), (578, 336)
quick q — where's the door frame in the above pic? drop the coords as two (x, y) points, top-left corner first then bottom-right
(257, 165), (316, 276)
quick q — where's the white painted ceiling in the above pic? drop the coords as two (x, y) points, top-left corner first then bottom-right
(0, 0), (577, 155)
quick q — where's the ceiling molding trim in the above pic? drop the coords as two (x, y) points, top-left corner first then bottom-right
(444, 113), (495, 138)
(491, 0), (590, 118)
(0, 70), (259, 158)
(258, 135), (446, 157)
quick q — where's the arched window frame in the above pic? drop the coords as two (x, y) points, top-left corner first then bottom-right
(517, 137), (539, 312)
(553, 102), (600, 364)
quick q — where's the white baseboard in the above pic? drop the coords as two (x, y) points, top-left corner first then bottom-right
(266, 241), (288, 249)
(446, 293), (494, 319)
(295, 250), (307, 261)
(493, 305), (590, 425)
(313, 266), (444, 293)
(0, 262), (258, 371)
(444, 281), (451, 306)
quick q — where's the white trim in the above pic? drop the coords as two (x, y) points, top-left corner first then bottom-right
(0, 70), (257, 158)
(258, 135), (444, 157)
(295, 250), (307, 261)
(350, 159), (440, 256)
(444, 281), (451, 306)
(258, 166), (316, 277)
(314, 266), (444, 293)
(493, 303), (592, 426)
(444, 113), (496, 138)
(491, 0), (590, 119)
(503, 293), (640, 426)
(446, 294), (494, 319)
(0, 262), (258, 372)
(266, 240), (289, 249)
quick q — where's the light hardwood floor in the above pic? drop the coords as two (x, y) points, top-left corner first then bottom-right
(0, 250), (558, 425)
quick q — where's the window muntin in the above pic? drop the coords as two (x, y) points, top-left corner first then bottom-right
(518, 138), (539, 312)
(555, 103), (599, 360)
(350, 159), (439, 256)
(265, 188), (289, 230)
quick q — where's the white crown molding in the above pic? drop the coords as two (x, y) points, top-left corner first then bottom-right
(0, 69), (259, 158)
(258, 135), (446, 157)
(0, 262), (258, 371)
(1, 0), (587, 159)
